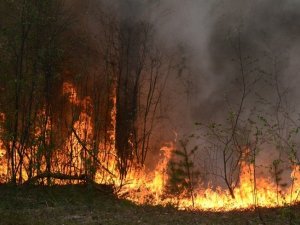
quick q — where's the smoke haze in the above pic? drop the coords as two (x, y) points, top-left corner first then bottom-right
(147, 0), (300, 120)
(97, 0), (300, 178)
(70, 0), (300, 170)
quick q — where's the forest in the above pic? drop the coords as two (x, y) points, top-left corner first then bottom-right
(0, 0), (173, 184)
(0, 0), (300, 224)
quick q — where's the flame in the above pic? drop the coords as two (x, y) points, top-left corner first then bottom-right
(0, 113), (7, 182)
(63, 82), (80, 105)
(0, 141), (6, 182)
(116, 150), (300, 211)
(0, 82), (299, 211)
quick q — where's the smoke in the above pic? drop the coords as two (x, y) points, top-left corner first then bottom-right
(97, 1), (300, 126)
(144, 0), (300, 122)
(41, 0), (300, 136)
(74, 0), (300, 170)
(92, 0), (300, 178)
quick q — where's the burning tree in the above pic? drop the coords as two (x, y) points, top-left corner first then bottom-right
(100, 7), (170, 180)
(0, 0), (299, 217)
(0, 0), (69, 184)
(0, 0), (171, 185)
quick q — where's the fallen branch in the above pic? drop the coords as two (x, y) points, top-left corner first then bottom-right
(24, 172), (88, 185)
(23, 172), (115, 193)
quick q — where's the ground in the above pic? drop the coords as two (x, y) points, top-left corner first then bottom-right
(0, 185), (299, 225)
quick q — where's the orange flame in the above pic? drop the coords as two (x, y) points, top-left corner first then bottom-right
(115, 149), (300, 211)
(0, 82), (299, 211)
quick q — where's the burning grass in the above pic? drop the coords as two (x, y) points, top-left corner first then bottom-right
(0, 185), (300, 225)
(1, 81), (300, 214)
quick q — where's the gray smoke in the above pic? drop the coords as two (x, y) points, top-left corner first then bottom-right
(104, 0), (300, 175)
(73, 0), (300, 124)
(91, 0), (300, 141)
(76, 0), (300, 138)
(146, 0), (300, 122)
(64, 0), (300, 184)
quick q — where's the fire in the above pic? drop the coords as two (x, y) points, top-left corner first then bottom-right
(0, 113), (7, 182)
(0, 81), (299, 212)
(116, 151), (300, 211)
(63, 82), (80, 105)
(0, 142), (6, 182)
(116, 143), (174, 203)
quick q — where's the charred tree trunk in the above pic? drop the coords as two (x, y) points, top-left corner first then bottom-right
(115, 23), (140, 179)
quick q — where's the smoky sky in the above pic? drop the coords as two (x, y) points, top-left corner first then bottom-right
(151, 0), (300, 120)
(113, 0), (300, 121)
(69, 0), (300, 180)
(93, 0), (300, 133)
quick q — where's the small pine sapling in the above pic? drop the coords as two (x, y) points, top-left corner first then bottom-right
(165, 139), (199, 208)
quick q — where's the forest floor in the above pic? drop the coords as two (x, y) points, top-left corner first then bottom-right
(0, 185), (299, 225)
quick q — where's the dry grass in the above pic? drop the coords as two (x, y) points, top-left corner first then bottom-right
(0, 185), (299, 225)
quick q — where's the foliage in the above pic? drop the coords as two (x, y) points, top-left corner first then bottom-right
(165, 139), (199, 207)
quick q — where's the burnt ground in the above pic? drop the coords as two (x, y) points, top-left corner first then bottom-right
(0, 185), (299, 225)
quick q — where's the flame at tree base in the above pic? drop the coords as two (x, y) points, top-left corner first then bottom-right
(55, 82), (300, 211)
(0, 82), (299, 212)
(105, 145), (300, 212)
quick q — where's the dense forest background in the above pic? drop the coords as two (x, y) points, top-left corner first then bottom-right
(0, 0), (299, 200)
(0, 0), (185, 185)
